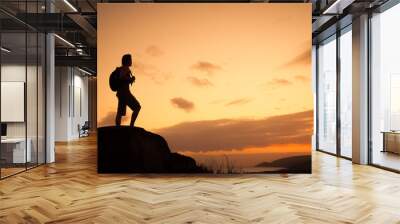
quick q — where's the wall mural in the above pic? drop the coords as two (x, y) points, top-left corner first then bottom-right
(97, 3), (313, 174)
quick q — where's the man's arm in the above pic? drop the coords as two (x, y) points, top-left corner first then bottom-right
(119, 68), (133, 82)
(129, 73), (135, 84)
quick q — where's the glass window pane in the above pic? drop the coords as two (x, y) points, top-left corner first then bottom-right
(0, 1), (46, 179)
(27, 31), (38, 168)
(318, 36), (337, 154)
(1, 31), (27, 177)
(371, 4), (400, 171)
(38, 33), (46, 165)
(339, 28), (352, 158)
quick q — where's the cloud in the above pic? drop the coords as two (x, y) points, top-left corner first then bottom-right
(133, 60), (171, 84)
(133, 60), (156, 74)
(265, 76), (309, 90)
(145, 45), (164, 57)
(294, 75), (310, 82)
(170, 97), (195, 112)
(187, 76), (213, 87)
(191, 61), (221, 75)
(156, 110), (313, 152)
(268, 78), (292, 86)
(225, 98), (252, 106)
(280, 49), (311, 68)
(210, 99), (226, 104)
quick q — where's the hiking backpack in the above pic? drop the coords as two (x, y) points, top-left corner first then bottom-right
(109, 68), (120, 92)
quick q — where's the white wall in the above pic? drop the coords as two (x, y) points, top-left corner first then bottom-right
(55, 67), (89, 141)
(72, 72), (89, 138)
(55, 66), (70, 141)
(1, 65), (26, 146)
(1, 65), (36, 138)
(88, 77), (97, 131)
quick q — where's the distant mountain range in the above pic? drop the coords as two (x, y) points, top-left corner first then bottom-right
(256, 155), (311, 173)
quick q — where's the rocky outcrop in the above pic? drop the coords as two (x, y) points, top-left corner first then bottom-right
(97, 126), (207, 173)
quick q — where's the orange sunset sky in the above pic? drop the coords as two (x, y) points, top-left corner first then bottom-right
(97, 4), (312, 167)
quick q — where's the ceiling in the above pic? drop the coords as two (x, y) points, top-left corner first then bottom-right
(0, 0), (391, 75)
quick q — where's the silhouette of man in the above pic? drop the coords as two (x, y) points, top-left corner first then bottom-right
(115, 54), (141, 127)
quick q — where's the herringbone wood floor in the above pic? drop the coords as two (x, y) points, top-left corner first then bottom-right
(0, 136), (400, 224)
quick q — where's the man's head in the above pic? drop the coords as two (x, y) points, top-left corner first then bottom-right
(122, 54), (132, 67)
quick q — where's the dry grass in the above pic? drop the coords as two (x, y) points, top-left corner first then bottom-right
(198, 155), (243, 174)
